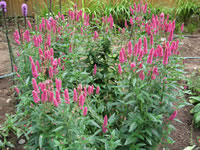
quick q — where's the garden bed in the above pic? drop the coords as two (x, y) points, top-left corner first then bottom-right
(0, 0), (200, 148)
(1, 28), (200, 149)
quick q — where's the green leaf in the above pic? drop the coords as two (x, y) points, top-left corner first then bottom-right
(0, 139), (3, 147)
(184, 145), (196, 150)
(191, 104), (200, 113)
(189, 96), (200, 102)
(39, 135), (43, 148)
(146, 137), (152, 145)
(125, 137), (135, 145)
(194, 112), (200, 123)
(108, 113), (116, 124)
(52, 126), (64, 132)
(88, 120), (100, 128)
(167, 136), (175, 144)
(129, 122), (137, 132)
(25, 76), (30, 85)
(6, 141), (14, 148)
(123, 92), (134, 101)
(132, 78), (137, 87)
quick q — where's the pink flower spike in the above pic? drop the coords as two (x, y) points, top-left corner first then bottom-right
(49, 91), (54, 102)
(143, 36), (148, 54)
(55, 78), (62, 91)
(147, 48), (154, 64)
(151, 74), (156, 80)
(163, 49), (169, 65)
(29, 56), (33, 63)
(94, 31), (99, 40)
(49, 66), (53, 78)
(36, 60), (41, 72)
(93, 64), (97, 76)
(56, 90), (61, 104)
(169, 110), (178, 121)
(14, 87), (20, 94)
(79, 94), (85, 109)
(96, 86), (100, 94)
(50, 48), (54, 56)
(84, 86), (87, 97)
(32, 90), (40, 103)
(139, 70), (145, 80)
(150, 34), (154, 46)
(14, 64), (18, 72)
(32, 78), (40, 93)
(64, 89), (70, 104)
(125, 19), (128, 28)
(130, 17), (134, 26)
(130, 62), (136, 69)
(73, 88), (78, 102)
(27, 20), (32, 29)
(102, 115), (108, 133)
(53, 98), (59, 107)
(119, 50), (125, 63)
(118, 64), (122, 75)
(181, 23), (184, 32)
(77, 84), (83, 92)
(83, 107), (88, 116)
(168, 30), (174, 41)
(128, 41), (132, 56)
(133, 43), (138, 56)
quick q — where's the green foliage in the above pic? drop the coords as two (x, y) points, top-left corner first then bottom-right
(175, 0), (200, 24)
(188, 70), (200, 128)
(4, 2), (187, 150)
(0, 114), (23, 149)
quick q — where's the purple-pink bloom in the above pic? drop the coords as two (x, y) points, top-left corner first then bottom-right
(128, 41), (132, 56)
(181, 23), (184, 32)
(96, 86), (100, 94)
(102, 115), (108, 133)
(64, 89), (70, 104)
(32, 90), (40, 103)
(94, 31), (99, 40)
(55, 78), (62, 91)
(53, 98), (59, 107)
(150, 34), (154, 46)
(21, 3), (28, 17)
(93, 64), (97, 76)
(73, 88), (78, 102)
(49, 91), (54, 102)
(14, 87), (20, 94)
(169, 110), (178, 121)
(130, 62), (136, 69)
(139, 70), (145, 80)
(49, 66), (53, 78)
(118, 64), (122, 75)
(83, 107), (87, 116)
(143, 36), (148, 54)
(0, 1), (7, 12)
(32, 78), (40, 93)
(147, 48), (154, 64)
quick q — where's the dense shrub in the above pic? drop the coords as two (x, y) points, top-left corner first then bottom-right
(10, 2), (187, 149)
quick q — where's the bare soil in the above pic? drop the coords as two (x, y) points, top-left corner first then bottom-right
(0, 27), (200, 149)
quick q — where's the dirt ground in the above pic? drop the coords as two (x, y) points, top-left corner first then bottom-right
(0, 27), (200, 149)
(0, 31), (15, 124)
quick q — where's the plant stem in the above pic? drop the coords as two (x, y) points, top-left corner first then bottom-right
(24, 16), (27, 29)
(2, 11), (15, 73)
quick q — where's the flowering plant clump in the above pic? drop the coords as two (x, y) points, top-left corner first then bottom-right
(12, 1), (187, 149)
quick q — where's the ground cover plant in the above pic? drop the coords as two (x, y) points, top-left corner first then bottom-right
(0, 0), (189, 149)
